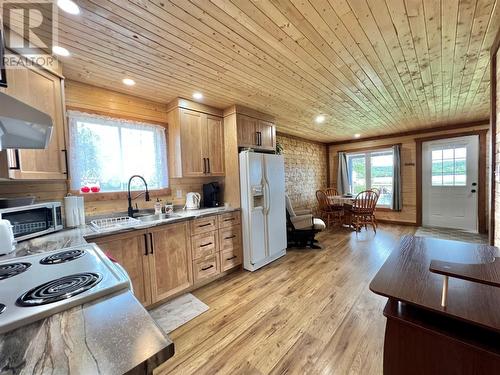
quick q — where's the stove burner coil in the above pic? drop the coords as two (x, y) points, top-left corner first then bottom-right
(16, 273), (102, 307)
(0, 304), (5, 314)
(39, 249), (86, 265)
(0, 262), (31, 280)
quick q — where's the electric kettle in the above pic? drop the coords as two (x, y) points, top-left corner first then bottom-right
(0, 219), (15, 255)
(185, 192), (201, 210)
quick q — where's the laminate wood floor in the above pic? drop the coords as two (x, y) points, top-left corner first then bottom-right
(155, 224), (415, 375)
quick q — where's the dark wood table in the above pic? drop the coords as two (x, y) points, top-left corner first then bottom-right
(370, 235), (500, 374)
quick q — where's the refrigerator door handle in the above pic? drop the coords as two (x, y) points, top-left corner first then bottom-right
(263, 179), (271, 215)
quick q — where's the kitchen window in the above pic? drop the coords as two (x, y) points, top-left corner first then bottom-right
(68, 111), (168, 193)
(347, 149), (394, 207)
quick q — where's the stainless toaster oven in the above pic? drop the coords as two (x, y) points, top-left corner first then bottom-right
(0, 202), (63, 241)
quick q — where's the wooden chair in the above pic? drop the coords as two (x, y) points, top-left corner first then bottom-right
(369, 188), (381, 228)
(316, 190), (343, 227)
(348, 190), (379, 232)
(325, 187), (338, 197)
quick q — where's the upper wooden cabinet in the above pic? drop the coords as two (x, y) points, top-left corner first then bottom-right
(224, 105), (276, 152)
(0, 60), (67, 180)
(167, 98), (225, 178)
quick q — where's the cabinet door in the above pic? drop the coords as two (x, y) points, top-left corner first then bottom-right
(237, 114), (258, 147)
(0, 65), (66, 180)
(148, 222), (193, 302)
(180, 109), (207, 176)
(206, 115), (225, 176)
(93, 230), (152, 306)
(257, 120), (275, 150)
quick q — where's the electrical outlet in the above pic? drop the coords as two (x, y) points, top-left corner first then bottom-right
(176, 189), (183, 198)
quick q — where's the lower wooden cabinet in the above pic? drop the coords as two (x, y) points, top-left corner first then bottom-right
(94, 222), (193, 307)
(193, 253), (220, 282)
(93, 230), (152, 306)
(93, 212), (242, 307)
(148, 222), (193, 302)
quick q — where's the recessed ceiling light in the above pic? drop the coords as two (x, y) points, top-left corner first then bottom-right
(315, 115), (325, 124)
(122, 78), (136, 86)
(354, 133), (361, 138)
(52, 46), (70, 57)
(192, 92), (203, 100)
(57, 0), (80, 15)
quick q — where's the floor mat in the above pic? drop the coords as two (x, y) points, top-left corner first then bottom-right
(415, 226), (488, 244)
(149, 293), (209, 334)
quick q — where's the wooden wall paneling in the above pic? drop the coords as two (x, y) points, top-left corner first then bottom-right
(491, 27), (500, 245)
(48, 0), (499, 142)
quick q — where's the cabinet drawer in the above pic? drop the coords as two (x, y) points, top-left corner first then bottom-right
(219, 225), (241, 252)
(221, 248), (242, 271)
(218, 211), (241, 229)
(191, 216), (218, 235)
(193, 253), (220, 282)
(192, 231), (218, 260)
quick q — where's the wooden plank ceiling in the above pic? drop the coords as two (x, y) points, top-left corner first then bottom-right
(54, 0), (500, 142)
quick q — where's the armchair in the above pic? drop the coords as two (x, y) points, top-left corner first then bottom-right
(285, 194), (326, 249)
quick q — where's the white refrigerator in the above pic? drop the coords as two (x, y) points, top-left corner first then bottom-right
(239, 151), (287, 271)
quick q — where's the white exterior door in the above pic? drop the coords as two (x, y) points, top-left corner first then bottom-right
(263, 154), (287, 257)
(422, 135), (479, 231)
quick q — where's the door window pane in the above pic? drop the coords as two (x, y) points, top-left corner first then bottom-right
(371, 152), (393, 206)
(350, 156), (366, 194)
(431, 146), (466, 186)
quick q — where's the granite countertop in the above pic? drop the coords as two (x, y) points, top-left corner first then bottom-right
(0, 207), (239, 374)
(0, 291), (174, 375)
(7, 206), (240, 259)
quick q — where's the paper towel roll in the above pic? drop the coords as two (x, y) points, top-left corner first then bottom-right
(64, 196), (81, 228)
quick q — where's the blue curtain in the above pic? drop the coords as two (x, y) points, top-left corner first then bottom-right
(392, 145), (402, 211)
(337, 152), (350, 195)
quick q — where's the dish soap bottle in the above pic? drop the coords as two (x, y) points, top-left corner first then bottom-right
(154, 198), (162, 215)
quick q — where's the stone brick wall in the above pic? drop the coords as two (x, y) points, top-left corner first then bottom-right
(277, 134), (328, 210)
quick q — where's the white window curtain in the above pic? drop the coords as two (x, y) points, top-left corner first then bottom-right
(68, 111), (168, 192)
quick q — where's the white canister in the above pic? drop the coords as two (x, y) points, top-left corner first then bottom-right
(0, 219), (15, 255)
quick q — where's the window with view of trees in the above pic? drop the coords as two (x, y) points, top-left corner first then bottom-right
(347, 149), (394, 207)
(431, 147), (466, 186)
(68, 112), (168, 193)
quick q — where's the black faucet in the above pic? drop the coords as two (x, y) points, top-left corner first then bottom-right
(127, 175), (151, 218)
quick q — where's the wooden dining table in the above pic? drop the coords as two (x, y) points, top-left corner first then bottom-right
(326, 195), (355, 227)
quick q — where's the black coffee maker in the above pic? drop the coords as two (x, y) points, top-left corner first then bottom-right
(203, 182), (221, 208)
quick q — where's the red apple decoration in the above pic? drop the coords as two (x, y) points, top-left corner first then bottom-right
(91, 186), (101, 193)
(81, 186), (90, 193)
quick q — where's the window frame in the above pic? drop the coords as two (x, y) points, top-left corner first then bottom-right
(346, 147), (395, 208)
(67, 111), (170, 201)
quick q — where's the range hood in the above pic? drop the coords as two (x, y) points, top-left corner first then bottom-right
(0, 91), (53, 150)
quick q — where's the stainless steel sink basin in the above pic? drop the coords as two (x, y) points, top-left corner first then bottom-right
(137, 213), (181, 222)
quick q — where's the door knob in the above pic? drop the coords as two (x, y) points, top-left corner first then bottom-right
(472, 182), (477, 186)
(471, 189), (477, 193)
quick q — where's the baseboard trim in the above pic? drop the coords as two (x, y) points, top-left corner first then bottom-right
(377, 219), (417, 226)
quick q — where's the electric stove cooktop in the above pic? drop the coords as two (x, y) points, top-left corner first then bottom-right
(0, 243), (131, 334)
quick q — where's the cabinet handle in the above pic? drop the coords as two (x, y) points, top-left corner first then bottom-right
(201, 264), (214, 271)
(62, 149), (68, 175)
(207, 158), (211, 174)
(198, 223), (212, 228)
(203, 158), (207, 174)
(9, 149), (20, 170)
(226, 255), (237, 261)
(224, 235), (236, 240)
(255, 132), (259, 146)
(149, 233), (154, 254)
(143, 234), (149, 256)
(259, 132), (262, 146)
(200, 242), (213, 248)
(224, 218), (235, 222)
